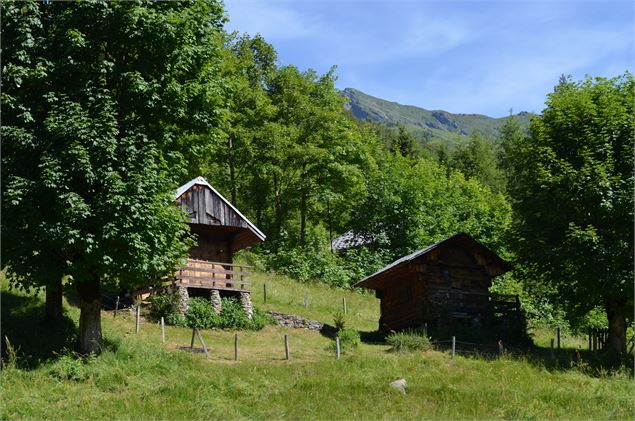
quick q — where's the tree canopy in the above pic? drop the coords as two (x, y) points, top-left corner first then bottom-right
(1, 0), (226, 353)
(505, 73), (634, 353)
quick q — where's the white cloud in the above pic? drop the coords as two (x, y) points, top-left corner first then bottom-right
(225, 0), (323, 40)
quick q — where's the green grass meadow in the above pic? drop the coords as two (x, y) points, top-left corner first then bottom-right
(2, 270), (633, 420)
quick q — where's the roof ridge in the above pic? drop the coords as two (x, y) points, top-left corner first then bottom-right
(175, 176), (266, 241)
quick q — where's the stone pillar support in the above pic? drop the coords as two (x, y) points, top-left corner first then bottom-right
(210, 289), (222, 314)
(240, 291), (253, 319)
(176, 285), (189, 314)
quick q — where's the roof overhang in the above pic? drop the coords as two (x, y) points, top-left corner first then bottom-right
(354, 232), (511, 290)
(175, 177), (266, 248)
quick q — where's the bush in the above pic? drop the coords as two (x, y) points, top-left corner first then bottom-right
(338, 329), (361, 350)
(49, 352), (94, 381)
(185, 297), (220, 329)
(148, 289), (181, 322)
(333, 311), (346, 331)
(184, 297), (272, 331)
(165, 312), (187, 327)
(387, 329), (432, 353)
(329, 328), (361, 353)
(250, 307), (276, 330)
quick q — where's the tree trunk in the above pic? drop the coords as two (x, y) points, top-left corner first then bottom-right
(273, 173), (282, 238)
(77, 276), (102, 355)
(300, 189), (307, 249)
(45, 277), (63, 321)
(228, 136), (237, 206)
(605, 299), (627, 354)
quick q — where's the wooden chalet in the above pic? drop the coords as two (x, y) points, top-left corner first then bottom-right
(355, 233), (522, 338)
(171, 176), (266, 316)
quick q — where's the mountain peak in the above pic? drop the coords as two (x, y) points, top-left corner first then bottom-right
(342, 87), (531, 143)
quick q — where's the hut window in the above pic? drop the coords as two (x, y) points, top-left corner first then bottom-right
(442, 269), (450, 282)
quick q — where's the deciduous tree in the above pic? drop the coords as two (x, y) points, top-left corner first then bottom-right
(506, 74), (634, 353)
(1, 0), (225, 354)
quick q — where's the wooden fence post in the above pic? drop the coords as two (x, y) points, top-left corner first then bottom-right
(592, 330), (596, 351)
(161, 317), (165, 343)
(336, 337), (341, 360)
(284, 334), (290, 360)
(557, 327), (561, 350)
(114, 296), (119, 318)
(234, 333), (238, 361)
(263, 283), (267, 304)
(451, 336), (456, 359)
(342, 297), (347, 315)
(190, 328), (196, 349)
(304, 289), (309, 309)
(135, 305), (140, 334)
(195, 327), (209, 357)
(498, 339), (504, 355)
(550, 338), (555, 359)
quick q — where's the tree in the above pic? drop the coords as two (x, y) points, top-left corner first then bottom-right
(350, 153), (511, 260)
(1, 0), (225, 354)
(391, 125), (417, 159)
(450, 131), (506, 193)
(506, 74), (634, 353)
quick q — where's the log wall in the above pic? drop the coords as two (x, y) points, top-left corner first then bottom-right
(378, 246), (494, 332)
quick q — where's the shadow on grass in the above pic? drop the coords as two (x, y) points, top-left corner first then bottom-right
(1, 289), (119, 369)
(433, 337), (633, 376)
(502, 345), (633, 376)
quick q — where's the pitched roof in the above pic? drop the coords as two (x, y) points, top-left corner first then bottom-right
(175, 176), (266, 241)
(354, 232), (511, 289)
(331, 230), (377, 251)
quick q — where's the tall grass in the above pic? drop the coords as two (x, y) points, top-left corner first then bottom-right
(2, 271), (633, 420)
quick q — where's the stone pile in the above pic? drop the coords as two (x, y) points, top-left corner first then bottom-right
(267, 311), (324, 331)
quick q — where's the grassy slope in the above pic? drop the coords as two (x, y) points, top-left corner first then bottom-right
(2, 270), (633, 420)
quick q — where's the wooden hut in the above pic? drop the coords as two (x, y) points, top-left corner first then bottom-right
(355, 233), (521, 338)
(171, 176), (266, 317)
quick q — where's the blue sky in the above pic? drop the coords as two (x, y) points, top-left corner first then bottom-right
(224, 0), (634, 117)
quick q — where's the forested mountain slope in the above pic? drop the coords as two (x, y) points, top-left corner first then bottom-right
(343, 87), (532, 144)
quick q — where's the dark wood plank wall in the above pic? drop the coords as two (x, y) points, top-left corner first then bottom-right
(378, 247), (494, 331)
(378, 266), (421, 330)
(176, 185), (249, 230)
(188, 236), (232, 263)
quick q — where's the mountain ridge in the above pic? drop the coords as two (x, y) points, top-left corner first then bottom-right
(342, 87), (532, 144)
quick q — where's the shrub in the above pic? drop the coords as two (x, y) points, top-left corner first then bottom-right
(338, 329), (361, 350)
(184, 297), (273, 331)
(249, 307), (276, 331)
(148, 289), (181, 322)
(333, 311), (346, 331)
(216, 297), (249, 329)
(185, 297), (220, 329)
(329, 328), (361, 353)
(165, 312), (187, 327)
(387, 329), (432, 353)
(49, 352), (94, 381)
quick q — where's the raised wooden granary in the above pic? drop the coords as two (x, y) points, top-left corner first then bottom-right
(355, 233), (523, 340)
(172, 176), (266, 317)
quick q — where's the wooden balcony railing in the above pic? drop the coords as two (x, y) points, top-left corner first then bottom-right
(174, 258), (252, 291)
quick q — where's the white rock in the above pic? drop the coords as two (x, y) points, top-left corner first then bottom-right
(390, 378), (407, 394)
